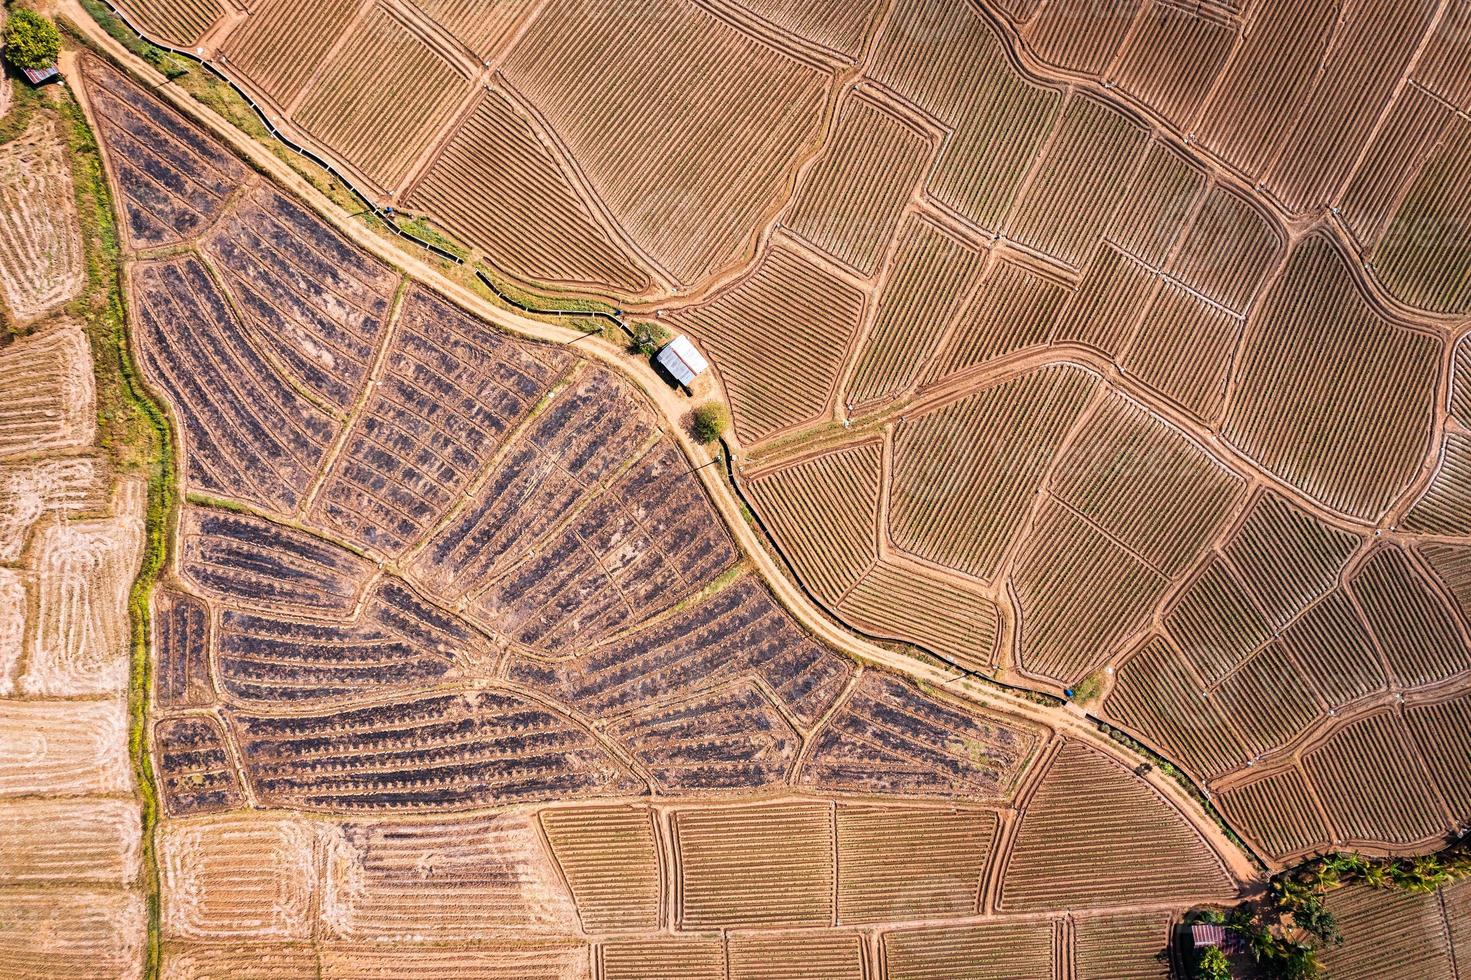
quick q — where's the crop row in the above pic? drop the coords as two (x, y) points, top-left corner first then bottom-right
(414, 365), (657, 596)
(797, 672), (1038, 800)
(134, 255), (341, 514)
(1222, 234), (1439, 519)
(310, 285), (570, 555)
(1320, 882), (1466, 980)
(781, 91), (932, 278)
(201, 184), (398, 411)
(1107, 508), (1471, 858)
(112, 0), (223, 48)
(215, 578), (469, 704)
(292, 3), (475, 192)
(226, 690), (642, 811)
(407, 85), (653, 294)
(869, 0), (1062, 231)
(665, 240), (866, 444)
(153, 715), (244, 817)
(497, 0), (829, 286)
(508, 575), (853, 729)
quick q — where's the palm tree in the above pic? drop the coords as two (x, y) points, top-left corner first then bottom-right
(1392, 857), (1452, 893)
(1321, 852), (1369, 881)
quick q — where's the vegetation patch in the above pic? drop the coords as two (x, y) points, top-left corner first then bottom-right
(1189, 844), (1471, 979)
(692, 401), (731, 444)
(396, 213), (469, 260)
(628, 319), (670, 357)
(4, 6), (61, 70)
(1070, 670), (1104, 705)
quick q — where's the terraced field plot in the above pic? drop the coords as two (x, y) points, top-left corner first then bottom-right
(68, 49), (1261, 978)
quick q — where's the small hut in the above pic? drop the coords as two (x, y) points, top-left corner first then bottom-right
(656, 335), (708, 388)
(20, 64), (58, 85)
(1191, 923), (1245, 955)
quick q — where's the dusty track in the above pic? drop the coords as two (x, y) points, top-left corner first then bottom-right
(59, 2), (1262, 888)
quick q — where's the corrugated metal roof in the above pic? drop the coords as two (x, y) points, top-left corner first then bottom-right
(1191, 923), (1243, 953)
(657, 335), (708, 386)
(20, 65), (58, 85)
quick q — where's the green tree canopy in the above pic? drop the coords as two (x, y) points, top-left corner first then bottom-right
(1194, 945), (1231, 980)
(691, 402), (729, 444)
(4, 8), (61, 70)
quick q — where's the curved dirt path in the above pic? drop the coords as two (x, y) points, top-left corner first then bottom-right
(57, 4), (1262, 890)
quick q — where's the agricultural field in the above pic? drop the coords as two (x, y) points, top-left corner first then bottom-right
(89, 0), (1471, 320)
(0, 117), (83, 323)
(1317, 880), (1470, 979)
(0, 42), (1283, 978)
(44, 0), (1471, 975)
(0, 107), (148, 978)
(648, 0), (1471, 883)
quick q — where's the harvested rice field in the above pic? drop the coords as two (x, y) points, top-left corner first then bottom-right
(0, 71), (151, 978)
(17, 0), (1471, 976)
(0, 118), (83, 323)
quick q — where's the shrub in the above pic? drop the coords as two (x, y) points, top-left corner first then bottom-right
(1193, 945), (1231, 980)
(629, 321), (669, 357)
(1269, 944), (1323, 980)
(1291, 893), (1339, 946)
(1392, 856), (1454, 893)
(4, 8), (61, 71)
(691, 402), (729, 444)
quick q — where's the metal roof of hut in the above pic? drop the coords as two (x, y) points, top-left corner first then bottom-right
(657, 335), (709, 387)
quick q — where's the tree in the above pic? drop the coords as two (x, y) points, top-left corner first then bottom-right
(3, 8), (61, 70)
(1315, 852), (1368, 887)
(1194, 945), (1231, 980)
(1273, 878), (1313, 908)
(1270, 943), (1324, 980)
(690, 402), (729, 444)
(1291, 892), (1340, 946)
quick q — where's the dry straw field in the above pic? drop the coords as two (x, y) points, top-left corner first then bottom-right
(0, 124), (148, 975)
(24, 0), (1471, 975)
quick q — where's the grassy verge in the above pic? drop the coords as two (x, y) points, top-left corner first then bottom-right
(480, 265), (620, 317)
(0, 74), (49, 148)
(1070, 670), (1104, 706)
(57, 64), (168, 980)
(472, 263), (625, 337)
(397, 214), (469, 261)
